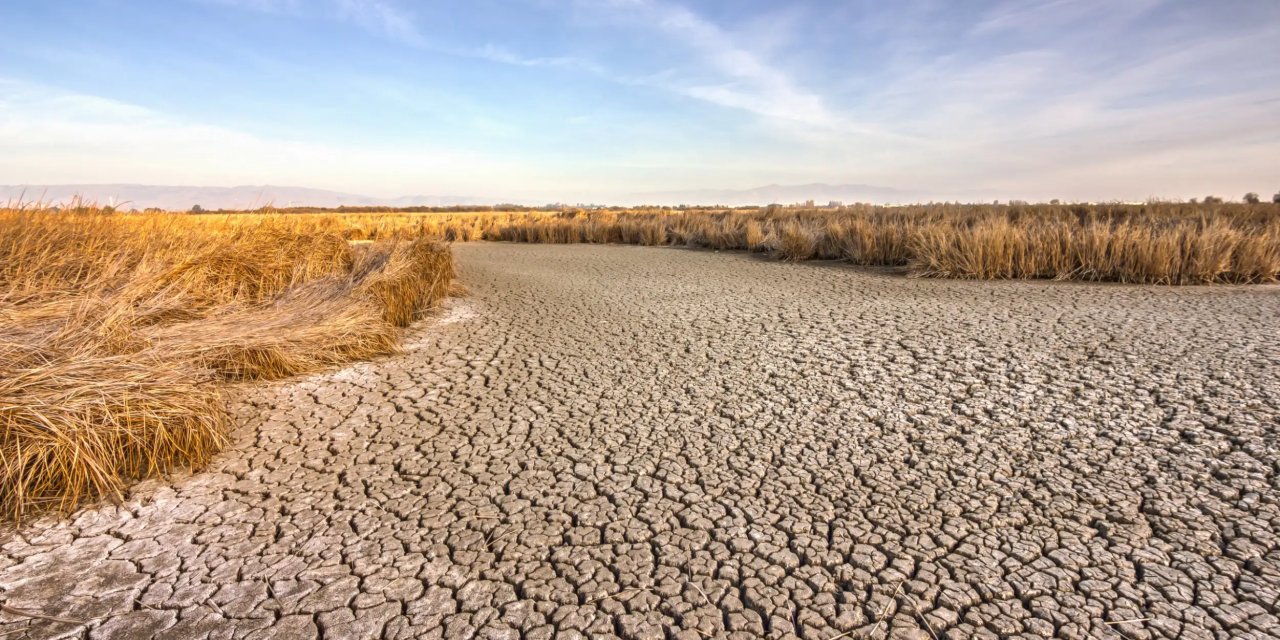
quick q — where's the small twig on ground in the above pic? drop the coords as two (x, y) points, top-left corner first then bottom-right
(1105, 617), (1152, 625)
(868, 581), (905, 640)
(204, 599), (226, 618)
(484, 526), (515, 550)
(585, 587), (653, 605)
(0, 603), (86, 625)
(690, 581), (712, 606)
(0, 622), (32, 638)
(916, 610), (941, 640)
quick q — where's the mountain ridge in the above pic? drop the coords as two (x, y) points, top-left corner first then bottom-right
(2, 182), (969, 209)
(0, 184), (503, 210)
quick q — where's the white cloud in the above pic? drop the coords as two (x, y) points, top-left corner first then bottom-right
(474, 44), (605, 74)
(971, 0), (1167, 35)
(577, 0), (902, 139)
(202, 0), (301, 14)
(12, 1), (1280, 202)
(205, 0), (424, 45)
(332, 0), (424, 45)
(0, 79), (507, 196)
(212, 0), (894, 139)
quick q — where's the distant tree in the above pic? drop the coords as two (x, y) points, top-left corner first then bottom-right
(1189, 197), (1198, 204)
(1202, 195), (1223, 204)
(190, 204), (204, 213)
(1243, 192), (1261, 204)
(1273, 192), (1280, 204)
(1049, 199), (1061, 205)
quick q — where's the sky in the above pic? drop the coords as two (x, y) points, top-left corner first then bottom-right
(1, 0), (1278, 203)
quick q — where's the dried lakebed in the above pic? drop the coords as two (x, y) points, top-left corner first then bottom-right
(2, 243), (1278, 639)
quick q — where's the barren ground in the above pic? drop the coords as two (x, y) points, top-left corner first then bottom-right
(2, 243), (1278, 639)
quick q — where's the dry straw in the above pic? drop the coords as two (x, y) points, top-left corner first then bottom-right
(354, 202), (1275, 285)
(0, 207), (455, 522)
(238, 202), (1278, 284)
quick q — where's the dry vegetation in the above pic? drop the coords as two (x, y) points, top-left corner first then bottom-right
(0, 206), (455, 522)
(3, 200), (1275, 522)
(233, 202), (1280, 285)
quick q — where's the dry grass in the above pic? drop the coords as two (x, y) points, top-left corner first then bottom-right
(908, 212), (1280, 283)
(5, 201), (1270, 520)
(129, 202), (1279, 285)
(279, 202), (1276, 285)
(0, 343), (228, 518)
(0, 207), (455, 522)
(776, 223), (818, 262)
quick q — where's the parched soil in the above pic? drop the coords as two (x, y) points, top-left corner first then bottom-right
(2, 243), (1277, 639)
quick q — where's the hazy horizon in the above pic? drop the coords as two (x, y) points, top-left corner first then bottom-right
(2, 1), (1278, 203)
(4, 181), (1270, 211)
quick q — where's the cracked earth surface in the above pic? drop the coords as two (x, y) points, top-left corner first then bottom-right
(2, 243), (1279, 640)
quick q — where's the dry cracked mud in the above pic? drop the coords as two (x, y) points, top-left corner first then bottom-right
(2, 244), (1279, 640)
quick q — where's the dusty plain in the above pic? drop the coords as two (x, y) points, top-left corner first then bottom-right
(1, 243), (1277, 639)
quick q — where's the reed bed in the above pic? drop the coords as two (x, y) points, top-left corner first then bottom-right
(265, 203), (1272, 285)
(0, 207), (455, 522)
(197, 202), (1279, 284)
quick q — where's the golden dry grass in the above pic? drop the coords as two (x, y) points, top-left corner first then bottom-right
(6, 201), (1269, 519)
(276, 202), (1276, 285)
(204, 202), (1279, 284)
(0, 207), (455, 522)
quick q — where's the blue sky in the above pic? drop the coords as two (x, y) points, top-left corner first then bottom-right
(1, 0), (1277, 202)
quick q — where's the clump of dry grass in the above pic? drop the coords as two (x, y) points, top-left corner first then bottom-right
(0, 207), (456, 522)
(147, 294), (401, 381)
(359, 237), (457, 327)
(775, 223), (818, 262)
(0, 344), (229, 519)
(744, 220), (770, 252)
(140, 228), (354, 307)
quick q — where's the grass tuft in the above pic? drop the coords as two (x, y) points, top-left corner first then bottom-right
(0, 344), (229, 520)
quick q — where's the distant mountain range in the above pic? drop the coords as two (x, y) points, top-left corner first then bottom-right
(0, 184), (509, 210)
(626, 183), (936, 206)
(1, 182), (972, 209)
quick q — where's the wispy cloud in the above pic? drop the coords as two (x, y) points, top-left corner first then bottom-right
(8, 1), (1280, 200)
(210, 0), (890, 138)
(839, 2), (1280, 197)
(971, 0), (1166, 35)
(202, 0), (300, 14)
(474, 44), (605, 74)
(0, 79), (503, 195)
(207, 0), (424, 44)
(332, 0), (424, 45)
(592, 0), (840, 129)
